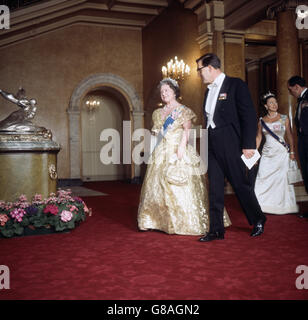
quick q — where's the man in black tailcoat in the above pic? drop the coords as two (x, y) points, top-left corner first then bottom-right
(196, 53), (266, 242)
(288, 76), (308, 219)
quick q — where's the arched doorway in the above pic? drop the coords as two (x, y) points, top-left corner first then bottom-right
(68, 73), (144, 181)
(81, 88), (127, 181)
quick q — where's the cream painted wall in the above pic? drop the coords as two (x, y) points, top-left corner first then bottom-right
(142, 2), (203, 131)
(0, 24), (143, 179)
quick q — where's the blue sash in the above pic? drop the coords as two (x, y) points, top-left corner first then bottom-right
(154, 114), (175, 149)
(146, 108), (182, 162)
(147, 114), (175, 162)
(163, 115), (175, 131)
(261, 119), (290, 152)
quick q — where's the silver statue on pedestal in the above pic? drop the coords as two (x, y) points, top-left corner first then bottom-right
(0, 88), (52, 140)
(0, 89), (61, 203)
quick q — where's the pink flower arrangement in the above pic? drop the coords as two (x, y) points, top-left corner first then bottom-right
(19, 194), (28, 202)
(10, 208), (26, 222)
(0, 201), (6, 209)
(60, 210), (73, 222)
(83, 203), (89, 213)
(0, 213), (9, 226)
(32, 194), (43, 205)
(45, 194), (58, 205)
(2, 202), (13, 211)
(43, 204), (59, 215)
(57, 189), (75, 202)
(0, 188), (90, 238)
(68, 205), (78, 213)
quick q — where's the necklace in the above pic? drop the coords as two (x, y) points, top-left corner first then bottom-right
(164, 103), (175, 110)
(163, 104), (176, 115)
(267, 112), (278, 119)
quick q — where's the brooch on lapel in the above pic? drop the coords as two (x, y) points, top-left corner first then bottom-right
(218, 93), (227, 100)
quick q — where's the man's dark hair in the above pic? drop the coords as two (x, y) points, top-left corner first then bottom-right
(196, 53), (221, 69)
(288, 75), (306, 87)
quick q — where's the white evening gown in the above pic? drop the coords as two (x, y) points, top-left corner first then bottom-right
(254, 115), (299, 214)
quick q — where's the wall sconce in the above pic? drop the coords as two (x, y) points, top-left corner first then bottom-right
(161, 56), (190, 80)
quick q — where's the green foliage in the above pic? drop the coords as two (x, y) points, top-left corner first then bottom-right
(0, 191), (89, 238)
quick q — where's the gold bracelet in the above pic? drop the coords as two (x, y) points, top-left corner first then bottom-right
(290, 152), (295, 154)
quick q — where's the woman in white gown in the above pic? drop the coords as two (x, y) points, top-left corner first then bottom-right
(254, 92), (299, 214)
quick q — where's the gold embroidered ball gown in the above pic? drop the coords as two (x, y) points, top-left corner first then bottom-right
(137, 105), (231, 235)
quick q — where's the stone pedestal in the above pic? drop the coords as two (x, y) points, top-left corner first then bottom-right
(0, 139), (60, 202)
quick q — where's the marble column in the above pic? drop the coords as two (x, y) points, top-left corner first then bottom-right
(275, 8), (300, 162)
(67, 109), (81, 179)
(195, 1), (213, 55)
(131, 110), (145, 181)
(213, 31), (224, 71)
(195, 0), (224, 57)
(223, 30), (245, 80)
(195, 0), (245, 78)
(246, 60), (261, 113)
(276, 9), (300, 115)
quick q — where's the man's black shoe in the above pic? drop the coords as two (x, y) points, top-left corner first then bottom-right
(298, 212), (308, 219)
(250, 216), (267, 237)
(199, 231), (224, 242)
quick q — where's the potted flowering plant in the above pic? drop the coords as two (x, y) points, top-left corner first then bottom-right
(0, 189), (90, 238)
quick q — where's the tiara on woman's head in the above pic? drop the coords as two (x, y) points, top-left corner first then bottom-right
(262, 91), (275, 100)
(161, 77), (179, 88)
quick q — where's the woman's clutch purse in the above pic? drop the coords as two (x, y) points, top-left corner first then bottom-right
(287, 159), (303, 184)
(166, 154), (189, 186)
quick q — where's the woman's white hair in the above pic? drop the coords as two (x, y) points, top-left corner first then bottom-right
(160, 77), (179, 88)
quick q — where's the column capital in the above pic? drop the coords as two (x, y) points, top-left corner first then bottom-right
(194, 0), (224, 34)
(267, 0), (298, 19)
(194, 0), (224, 52)
(131, 111), (144, 117)
(223, 29), (245, 44)
(66, 108), (80, 115)
(196, 32), (213, 50)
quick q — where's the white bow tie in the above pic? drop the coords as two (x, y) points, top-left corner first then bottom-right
(208, 83), (217, 89)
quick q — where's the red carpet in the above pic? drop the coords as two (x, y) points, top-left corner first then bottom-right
(1, 181), (308, 300)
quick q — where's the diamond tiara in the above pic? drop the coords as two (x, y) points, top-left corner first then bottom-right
(161, 77), (179, 88)
(262, 91), (275, 100)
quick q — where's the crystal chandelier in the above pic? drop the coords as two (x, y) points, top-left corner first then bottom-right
(161, 56), (190, 80)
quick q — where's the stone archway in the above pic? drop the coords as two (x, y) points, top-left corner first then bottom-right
(67, 73), (144, 180)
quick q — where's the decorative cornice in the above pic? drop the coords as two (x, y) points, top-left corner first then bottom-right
(267, 0), (301, 19)
(0, 0), (167, 48)
(0, 16), (145, 48)
(223, 29), (245, 44)
(196, 32), (213, 49)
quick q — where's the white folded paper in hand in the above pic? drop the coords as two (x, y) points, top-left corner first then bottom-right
(241, 150), (260, 170)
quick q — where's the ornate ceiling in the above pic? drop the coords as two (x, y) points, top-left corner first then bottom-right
(0, 0), (305, 48)
(0, 0), (169, 47)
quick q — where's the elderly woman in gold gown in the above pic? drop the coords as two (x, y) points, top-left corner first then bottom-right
(137, 78), (231, 235)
